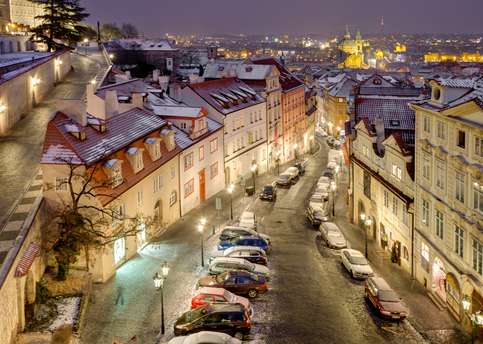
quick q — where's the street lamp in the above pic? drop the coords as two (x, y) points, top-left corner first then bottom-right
(294, 144), (298, 163)
(331, 182), (336, 217)
(251, 165), (257, 192)
(228, 185), (234, 220)
(310, 136), (314, 156)
(84, 39), (88, 55)
(153, 261), (169, 335)
(462, 294), (483, 344)
(360, 213), (371, 258)
(198, 222), (204, 268)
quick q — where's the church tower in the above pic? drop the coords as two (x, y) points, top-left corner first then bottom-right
(355, 27), (362, 56)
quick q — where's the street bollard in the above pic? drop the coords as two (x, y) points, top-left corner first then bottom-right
(213, 225), (215, 235)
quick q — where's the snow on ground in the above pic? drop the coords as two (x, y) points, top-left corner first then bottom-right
(47, 297), (81, 331)
(0, 52), (53, 67)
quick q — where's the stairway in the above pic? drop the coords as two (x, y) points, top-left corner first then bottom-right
(428, 291), (447, 311)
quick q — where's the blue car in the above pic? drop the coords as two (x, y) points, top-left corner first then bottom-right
(218, 236), (270, 253)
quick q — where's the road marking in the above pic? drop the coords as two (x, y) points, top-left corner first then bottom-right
(261, 216), (265, 222)
(381, 327), (401, 335)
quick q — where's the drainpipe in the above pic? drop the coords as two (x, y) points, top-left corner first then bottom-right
(410, 204), (415, 278)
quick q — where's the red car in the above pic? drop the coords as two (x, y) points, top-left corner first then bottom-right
(364, 277), (406, 320)
(191, 287), (252, 315)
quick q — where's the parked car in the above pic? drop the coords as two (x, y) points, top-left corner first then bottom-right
(317, 176), (331, 189)
(320, 222), (347, 249)
(196, 271), (268, 298)
(322, 170), (336, 181)
(219, 226), (271, 244)
(208, 257), (270, 278)
(191, 287), (251, 315)
(313, 186), (329, 201)
(210, 246), (267, 265)
(320, 130), (328, 137)
(340, 249), (374, 279)
(306, 205), (329, 226)
(173, 303), (251, 339)
(238, 212), (257, 229)
(309, 194), (328, 210)
(327, 137), (337, 146)
(364, 277), (406, 320)
(276, 173), (292, 186)
(285, 167), (299, 179)
(218, 236), (270, 253)
(294, 162), (306, 175)
(259, 184), (277, 200)
(168, 331), (243, 344)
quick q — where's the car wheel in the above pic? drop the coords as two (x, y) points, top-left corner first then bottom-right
(364, 289), (368, 298)
(233, 331), (244, 340)
(350, 270), (354, 279)
(247, 289), (258, 298)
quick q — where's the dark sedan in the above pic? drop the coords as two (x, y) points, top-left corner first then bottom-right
(196, 271), (268, 298)
(260, 184), (277, 200)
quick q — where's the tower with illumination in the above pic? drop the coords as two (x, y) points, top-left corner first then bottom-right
(380, 16), (385, 35)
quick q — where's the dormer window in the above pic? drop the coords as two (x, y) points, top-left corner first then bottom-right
(64, 124), (86, 141)
(125, 147), (144, 173)
(160, 128), (176, 152)
(374, 78), (382, 85)
(433, 87), (441, 101)
(144, 137), (162, 161)
(198, 119), (203, 131)
(104, 159), (124, 188)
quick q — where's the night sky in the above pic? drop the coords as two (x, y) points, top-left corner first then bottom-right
(82, 0), (483, 37)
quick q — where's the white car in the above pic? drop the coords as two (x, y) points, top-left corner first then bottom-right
(340, 249), (375, 279)
(285, 167), (299, 179)
(320, 222), (347, 249)
(238, 211), (257, 229)
(317, 176), (331, 189)
(320, 130), (328, 137)
(309, 194), (328, 210)
(168, 331), (243, 344)
(313, 186), (329, 201)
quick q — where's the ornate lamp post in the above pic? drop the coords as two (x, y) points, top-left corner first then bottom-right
(198, 218), (205, 268)
(360, 213), (371, 258)
(251, 165), (257, 192)
(462, 294), (483, 344)
(294, 144), (298, 163)
(310, 136), (314, 156)
(153, 261), (169, 335)
(331, 182), (336, 217)
(84, 39), (88, 55)
(228, 184), (234, 220)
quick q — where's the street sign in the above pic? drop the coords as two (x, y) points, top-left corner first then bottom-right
(215, 198), (221, 210)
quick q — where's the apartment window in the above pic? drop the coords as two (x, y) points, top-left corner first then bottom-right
(55, 177), (68, 192)
(236, 117), (240, 129)
(180, 122), (187, 129)
(250, 113), (253, 123)
(241, 136), (245, 147)
(224, 144), (228, 157)
(422, 153), (431, 180)
(455, 171), (465, 203)
(371, 179), (377, 198)
(421, 242), (430, 272)
(184, 179), (194, 197)
(255, 131), (258, 141)
(423, 116), (431, 133)
(339, 98), (343, 103)
(199, 146), (204, 161)
(475, 137), (483, 157)
(455, 226), (464, 258)
(136, 153), (143, 170)
(436, 160), (445, 190)
(437, 122), (445, 140)
(210, 138), (218, 153)
(383, 189), (389, 209)
(153, 173), (163, 194)
(210, 162), (218, 178)
(259, 110), (262, 120)
(474, 183), (483, 215)
(457, 130), (466, 149)
(473, 240), (483, 275)
(170, 191), (176, 205)
(232, 119), (235, 131)
(184, 153), (194, 170)
(112, 202), (126, 228)
(436, 210), (444, 239)
(362, 143), (370, 157)
(392, 196), (398, 216)
(402, 208), (409, 226)
(198, 119), (203, 130)
(154, 143), (161, 158)
(237, 139), (240, 150)
(137, 188), (144, 207)
(232, 141), (236, 152)
(259, 129), (262, 140)
(171, 165), (175, 180)
(392, 163), (402, 180)
(339, 108), (343, 114)
(262, 148), (266, 160)
(422, 199), (430, 226)
(113, 238), (125, 264)
(240, 116), (244, 127)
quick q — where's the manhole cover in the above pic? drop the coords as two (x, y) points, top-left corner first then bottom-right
(373, 251), (389, 259)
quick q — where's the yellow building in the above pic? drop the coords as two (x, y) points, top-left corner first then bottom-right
(337, 26), (369, 69)
(10, 0), (45, 31)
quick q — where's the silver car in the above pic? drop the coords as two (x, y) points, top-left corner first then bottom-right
(285, 167), (299, 179)
(340, 249), (374, 279)
(208, 257), (270, 278)
(276, 173), (292, 186)
(320, 222), (347, 249)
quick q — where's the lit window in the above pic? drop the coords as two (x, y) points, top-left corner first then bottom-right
(55, 177), (68, 192)
(422, 199), (429, 227)
(455, 226), (464, 258)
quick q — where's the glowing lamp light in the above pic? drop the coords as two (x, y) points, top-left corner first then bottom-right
(109, 54), (114, 59)
(360, 213), (366, 221)
(161, 261), (169, 276)
(228, 188), (232, 194)
(200, 217), (206, 226)
(153, 272), (162, 288)
(0, 103), (6, 112)
(462, 294), (471, 311)
(91, 80), (96, 84)
(366, 219), (372, 226)
(310, 135), (314, 140)
(331, 182), (336, 191)
(294, 144), (298, 149)
(198, 224), (203, 233)
(84, 38), (88, 43)
(476, 311), (483, 325)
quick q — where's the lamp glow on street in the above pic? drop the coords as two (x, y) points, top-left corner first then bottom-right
(198, 223), (204, 267)
(153, 261), (169, 335)
(276, 151), (281, 173)
(310, 136), (314, 155)
(84, 39), (88, 55)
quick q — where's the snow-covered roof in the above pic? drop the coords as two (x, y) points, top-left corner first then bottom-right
(203, 63), (273, 80)
(433, 78), (475, 88)
(151, 106), (206, 119)
(111, 38), (179, 51)
(104, 159), (120, 168)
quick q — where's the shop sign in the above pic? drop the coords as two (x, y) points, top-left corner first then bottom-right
(446, 273), (460, 316)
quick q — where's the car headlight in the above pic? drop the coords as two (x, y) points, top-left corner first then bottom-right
(380, 309), (391, 315)
(176, 324), (186, 329)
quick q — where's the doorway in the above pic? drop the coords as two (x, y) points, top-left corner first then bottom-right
(225, 167), (230, 185)
(432, 257), (446, 302)
(199, 168), (206, 202)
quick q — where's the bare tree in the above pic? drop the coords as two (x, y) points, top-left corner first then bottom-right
(121, 23), (139, 39)
(181, 48), (201, 68)
(100, 22), (122, 41)
(44, 155), (156, 280)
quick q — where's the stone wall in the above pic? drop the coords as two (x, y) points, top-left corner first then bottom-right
(0, 198), (49, 344)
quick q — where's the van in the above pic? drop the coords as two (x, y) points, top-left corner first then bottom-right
(328, 149), (343, 165)
(238, 212), (257, 229)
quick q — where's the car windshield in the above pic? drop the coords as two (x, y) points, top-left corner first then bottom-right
(328, 229), (342, 237)
(351, 257), (368, 265)
(216, 272), (228, 283)
(279, 174), (289, 180)
(189, 304), (209, 321)
(224, 290), (237, 303)
(245, 261), (255, 270)
(262, 187), (273, 193)
(228, 237), (241, 244)
(378, 290), (400, 302)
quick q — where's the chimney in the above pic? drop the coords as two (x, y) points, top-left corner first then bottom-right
(155, 37), (160, 43)
(57, 99), (87, 126)
(221, 71), (228, 78)
(374, 114), (385, 152)
(126, 71), (131, 79)
(104, 90), (119, 119)
(132, 93), (143, 109)
(198, 77), (205, 83)
(229, 69), (236, 77)
(189, 75), (198, 84)
(153, 69), (159, 82)
(170, 84), (182, 102)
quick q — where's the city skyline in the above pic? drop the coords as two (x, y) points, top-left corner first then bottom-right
(82, 0), (483, 37)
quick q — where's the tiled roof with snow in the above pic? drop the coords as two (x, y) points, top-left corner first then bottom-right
(112, 38), (179, 51)
(151, 106), (207, 119)
(328, 78), (356, 98)
(433, 78), (475, 88)
(203, 63), (273, 80)
(249, 58), (305, 93)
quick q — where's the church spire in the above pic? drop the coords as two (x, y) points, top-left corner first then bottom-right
(344, 25), (350, 40)
(355, 27), (362, 41)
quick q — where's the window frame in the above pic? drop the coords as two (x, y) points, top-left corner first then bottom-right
(184, 152), (194, 171)
(423, 116), (431, 133)
(455, 225), (464, 258)
(383, 189), (389, 209)
(437, 121), (446, 140)
(455, 171), (465, 204)
(55, 176), (68, 192)
(435, 209), (444, 240)
(392, 195), (398, 216)
(170, 191), (176, 205)
(184, 179), (194, 198)
(457, 130), (466, 149)
(436, 160), (445, 190)
(473, 239), (483, 275)
(422, 199), (430, 227)
(153, 173), (163, 194)
(171, 165), (175, 180)
(137, 188), (144, 207)
(422, 153), (431, 181)
(210, 162), (218, 179)
(210, 138), (218, 154)
(199, 146), (204, 161)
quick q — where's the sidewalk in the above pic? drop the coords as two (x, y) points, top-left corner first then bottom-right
(331, 151), (472, 343)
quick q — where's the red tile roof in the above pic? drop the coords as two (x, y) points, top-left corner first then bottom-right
(250, 58), (305, 93)
(14, 243), (41, 277)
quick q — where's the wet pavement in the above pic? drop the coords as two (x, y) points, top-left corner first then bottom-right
(78, 136), (475, 344)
